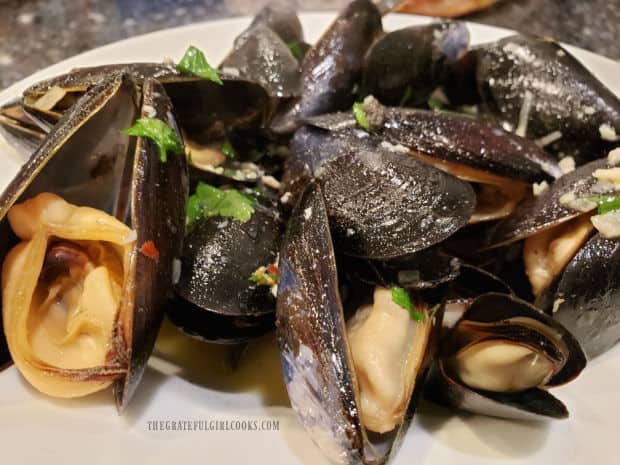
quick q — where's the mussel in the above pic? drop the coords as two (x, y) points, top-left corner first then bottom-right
(360, 22), (470, 107)
(475, 35), (620, 163)
(271, 0), (383, 133)
(0, 74), (188, 408)
(285, 125), (476, 258)
(426, 293), (586, 420)
(277, 183), (442, 464)
(169, 190), (284, 343)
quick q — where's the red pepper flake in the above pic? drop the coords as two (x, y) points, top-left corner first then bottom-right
(267, 264), (279, 277)
(140, 240), (160, 262)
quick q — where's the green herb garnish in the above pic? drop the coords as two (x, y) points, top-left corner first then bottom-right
(353, 102), (370, 132)
(186, 182), (256, 225)
(589, 195), (620, 215)
(122, 117), (183, 162)
(391, 286), (424, 322)
(287, 41), (304, 60)
(221, 140), (236, 158)
(177, 45), (223, 85)
(399, 85), (413, 107)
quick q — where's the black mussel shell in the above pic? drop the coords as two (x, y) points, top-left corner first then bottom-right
(339, 248), (461, 291)
(361, 22), (469, 107)
(271, 0), (383, 133)
(426, 293), (586, 420)
(303, 105), (561, 182)
(552, 234), (620, 358)
(476, 35), (620, 163)
(277, 182), (442, 464)
(220, 24), (302, 99)
(248, 1), (304, 45)
(170, 198), (283, 343)
(115, 79), (189, 410)
(488, 158), (610, 247)
(286, 126), (476, 259)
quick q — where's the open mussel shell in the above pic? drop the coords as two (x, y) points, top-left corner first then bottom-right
(0, 74), (188, 409)
(286, 126), (475, 259)
(303, 104), (561, 182)
(488, 158), (609, 247)
(22, 63), (272, 138)
(271, 0), (383, 134)
(114, 78), (188, 409)
(476, 35), (620, 163)
(170, 197), (283, 344)
(443, 264), (514, 330)
(361, 22), (469, 107)
(550, 234), (620, 358)
(426, 293), (586, 420)
(277, 182), (442, 464)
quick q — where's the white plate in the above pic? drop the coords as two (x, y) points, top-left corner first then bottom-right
(1, 12), (619, 465)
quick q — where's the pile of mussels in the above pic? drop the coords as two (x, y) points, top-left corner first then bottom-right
(1, 0), (619, 463)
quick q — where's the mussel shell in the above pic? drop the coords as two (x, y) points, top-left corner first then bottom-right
(361, 22), (469, 107)
(339, 248), (461, 291)
(552, 234), (620, 358)
(278, 182), (443, 463)
(476, 35), (620, 162)
(220, 24), (302, 99)
(0, 75), (139, 375)
(248, 1), (304, 45)
(114, 79), (189, 410)
(425, 363), (570, 420)
(171, 199), (283, 343)
(23, 63), (272, 137)
(455, 293), (586, 386)
(488, 158), (609, 247)
(277, 182), (365, 464)
(271, 0), (382, 133)
(303, 106), (561, 182)
(0, 73), (139, 220)
(23, 63), (178, 101)
(287, 126), (476, 259)
(427, 293), (586, 420)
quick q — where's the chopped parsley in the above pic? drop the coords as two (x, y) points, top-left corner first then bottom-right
(177, 45), (223, 85)
(391, 286), (424, 322)
(122, 117), (183, 162)
(353, 102), (370, 132)
(221, 140), (236, 158)
(250, 264), (279, 286)
(186, 182), (256, 225)
(287, 41), (304, 60)
(589, 195), (620, 215)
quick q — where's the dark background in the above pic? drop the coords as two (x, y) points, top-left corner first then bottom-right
(0, 0), (618, 90)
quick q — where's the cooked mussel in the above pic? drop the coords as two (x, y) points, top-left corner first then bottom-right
(271, 0), (383, 133)
(488, 158), (615, 297)
(285, 126), (476, 258)
(0, 74), (188, 409)
(426, 293), (586, 420)
(169, 191), (283, 343)
(16, 63), (272, 140)
(475, 35), (620, 163)
(360, 22), (470, 107)
(277, 182), (442, 464)
(303, 99), (558, 225)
